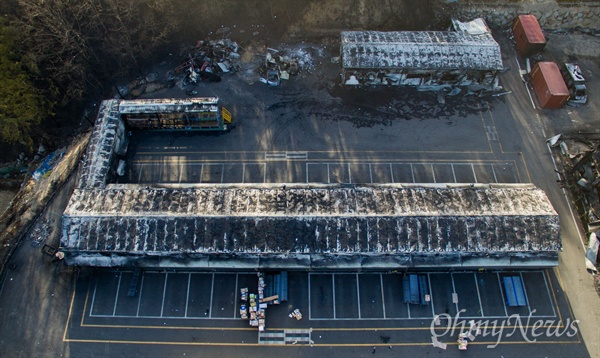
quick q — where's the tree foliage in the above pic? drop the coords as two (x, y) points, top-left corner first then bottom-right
(0, 19), (49, 149)
(15, 0), (177, 105)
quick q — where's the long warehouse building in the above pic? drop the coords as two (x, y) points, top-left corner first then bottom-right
(59, 99), (561, 269)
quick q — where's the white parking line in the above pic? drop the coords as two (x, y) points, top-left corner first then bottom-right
(380, 274), (386, 319)
(160, 273), (168, 317)
(542, 271), (557, 317)
(136, 274), (145, 317)
(112, 272), (122, 316)
(184, 273), (191, 318)
(220, 164), (225, 183)
(473, 273), (484, 316)
(332, 274), (337, 319)
(233, 273), (239, 318)
(520, 272), (532, 315)
(497, 273), (509, 317)
(262, 163), (266, 183)
(305, 163), (308, 183)
(471, 164), (478, 183)
(369, 163), (373, 183)
(90, 275), (99, 316)
(406, 301), (411, 319)
(137, 164), (144, 183)
(451, 273), (459, 313)
(356, 273), (361, 319)
(491, 164), (498, 183)
(199, 164), (204, 183)
(410, 163), (415, 183)
(516, 56), (536, 110)
(389, 163), (394, 183)
(308, 273), (312, 320)
(209, 273), (215, 318)
(347, 163), (351, 183)
(451, 164), (457, 183)
(327, 163), (330, 183)
(431, 164), (436, 183)
(178, 163), (183, 183)
(427, 273), (434, 317)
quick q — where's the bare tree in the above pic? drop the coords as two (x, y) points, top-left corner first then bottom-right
(15, 0), (177, 105)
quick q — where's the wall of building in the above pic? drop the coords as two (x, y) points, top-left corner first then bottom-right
(447, 0), (600, 30)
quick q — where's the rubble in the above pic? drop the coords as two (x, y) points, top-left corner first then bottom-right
(549, 133), (600, 267)
(174, 38), (242, 85)
(258, 48), (303, 86)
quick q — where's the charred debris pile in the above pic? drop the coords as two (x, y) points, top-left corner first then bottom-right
(173, 36), (303, 88)
(550, 133), (600, 269)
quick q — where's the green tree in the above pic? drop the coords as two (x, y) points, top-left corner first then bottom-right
(0, 19), (49, 149)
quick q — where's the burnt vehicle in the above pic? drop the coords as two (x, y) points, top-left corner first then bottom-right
(561, 63), (588, 105)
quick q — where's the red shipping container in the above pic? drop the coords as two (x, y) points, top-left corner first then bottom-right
(512, 15), (546, 57)
(530, 62), (569, 109)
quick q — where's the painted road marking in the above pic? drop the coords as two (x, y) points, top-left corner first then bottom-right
(380, 274), (386, 319)
(520, 271), (532, 316)
(543, 270), (557, 318)
(113, 273), (122, 316)
(474, 272), (484, 317)
(497, 272), (509, 317)
(185, 273), (191, 318)
(451, 273), (459, 313)
(427, 273), (435, 317)
(356, 273), (361, 319)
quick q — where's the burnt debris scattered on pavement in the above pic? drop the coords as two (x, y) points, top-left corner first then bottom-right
(549, 133), (600, 271)
(174, 38), (242, 85)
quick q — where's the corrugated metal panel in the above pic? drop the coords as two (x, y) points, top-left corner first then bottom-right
(503, 276), (527, 306)
(512, 15), (546, 57)
(531, 62), (569, 109)
(118, 97), (219, 114)
(341, 31), (503, 71)
(61, 185), (561, 256)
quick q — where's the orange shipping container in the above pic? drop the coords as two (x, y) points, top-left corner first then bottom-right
(512, 15), (546, 57)
(530, 62), (569, 109)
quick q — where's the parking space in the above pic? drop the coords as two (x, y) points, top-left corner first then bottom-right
(124, 160), (521, 184)
(86, 269), (558, 325)
(309, 274), (334, 319)
(476, 272), (507, 317)
(89, 271), (258, 320)
(307, 270), (557, 321)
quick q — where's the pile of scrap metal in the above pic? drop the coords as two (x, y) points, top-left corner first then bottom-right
(174, 38), (242, 85)
(259, 48), (299, 86)
(549, 133), (600, 271)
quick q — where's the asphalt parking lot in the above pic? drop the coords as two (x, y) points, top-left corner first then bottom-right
(65, 268), (577, 349)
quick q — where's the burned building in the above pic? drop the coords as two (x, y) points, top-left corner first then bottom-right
(61, 183), (560, 269)
(340, 20), (504, 91)
(60, 98), (560, 270)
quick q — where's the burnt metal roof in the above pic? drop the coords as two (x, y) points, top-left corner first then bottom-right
(118, 97), (219, 114)
(341, 31), (503, 71)
(76, 100), (123, 190)
(61, 184), (559, 266)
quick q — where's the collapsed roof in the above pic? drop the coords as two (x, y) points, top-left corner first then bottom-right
(61, 183), (560, 269)
(340, 30), (503, 71)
